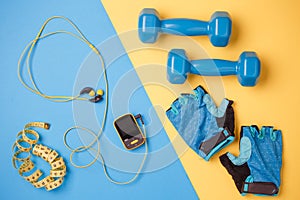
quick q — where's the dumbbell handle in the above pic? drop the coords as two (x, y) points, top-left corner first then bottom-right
(161, 19), (208, 36)
(190, 59), (237, 76)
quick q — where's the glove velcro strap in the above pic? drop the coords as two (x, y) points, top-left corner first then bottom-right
(199, 127), (234, 160)
(242, 182), (278, 195)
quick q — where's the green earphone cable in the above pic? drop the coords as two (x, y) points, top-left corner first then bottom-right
(18, 16), (147, 184)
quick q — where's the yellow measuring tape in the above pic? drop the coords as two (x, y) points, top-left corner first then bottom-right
(12, 122), (66, 191)
(17, 16), (148, 185)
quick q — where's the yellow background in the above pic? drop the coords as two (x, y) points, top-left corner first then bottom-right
(102, 0), (300, 199)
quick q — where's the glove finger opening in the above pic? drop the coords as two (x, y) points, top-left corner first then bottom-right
(227, 137), (251, 166)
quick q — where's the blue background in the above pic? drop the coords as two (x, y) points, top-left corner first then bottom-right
(0, 0), (197, 199)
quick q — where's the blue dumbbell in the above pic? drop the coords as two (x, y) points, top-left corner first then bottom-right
(167, 49), (261, 87)
(138, 8), (232, 47)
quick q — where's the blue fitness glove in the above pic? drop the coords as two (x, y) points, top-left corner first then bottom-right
(166, 85), (235, 161)
(220, 126), (282, 196)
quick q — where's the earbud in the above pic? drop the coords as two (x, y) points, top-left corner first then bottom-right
(80, 87), (104, 103)
(96, 89), (104, 96)
(88, 90), (95, 97)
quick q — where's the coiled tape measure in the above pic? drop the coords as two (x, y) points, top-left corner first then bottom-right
(12, 122), (67, 191)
